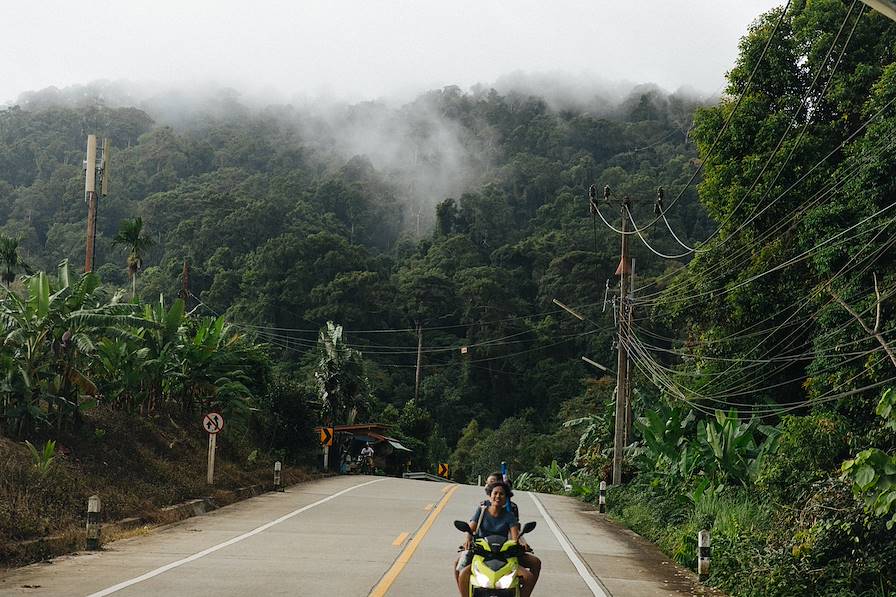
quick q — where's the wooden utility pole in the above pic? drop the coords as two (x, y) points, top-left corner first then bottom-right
(83, 136), (109, 273)
(613, 197), (631, 486)
(624, 259), (635, 445)
(84, 135), (98, 273)
(414, 321), (423, 401)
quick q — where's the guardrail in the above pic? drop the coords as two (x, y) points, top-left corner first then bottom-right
(402, 472), (456, 483)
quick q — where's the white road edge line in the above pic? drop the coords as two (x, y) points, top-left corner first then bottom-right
(528, 492), (610, 597)
(85, 478), (385, 597)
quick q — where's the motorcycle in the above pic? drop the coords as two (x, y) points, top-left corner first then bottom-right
(454, 519), (536, 597)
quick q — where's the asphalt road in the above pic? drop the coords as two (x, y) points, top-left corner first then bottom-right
(0, 476), (712, 597)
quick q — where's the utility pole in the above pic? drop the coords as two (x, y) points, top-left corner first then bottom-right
(83, 135), (110, 273)
(180, 258), (191, 306)
(624, 259), (635, 446)
(612, 195), (631, 486)
(414, 321), (423, 401)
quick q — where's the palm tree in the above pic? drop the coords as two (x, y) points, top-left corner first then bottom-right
(0, 233), (30, 287)
(112, 218), (155, 299)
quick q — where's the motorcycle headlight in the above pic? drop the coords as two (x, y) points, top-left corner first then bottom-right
(496, 571), (517, 589)
(473, 570), (493, 588)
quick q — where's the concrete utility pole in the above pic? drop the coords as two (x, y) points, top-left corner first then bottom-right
(612, 196), (631, 486)
(860, 0), (896, 22)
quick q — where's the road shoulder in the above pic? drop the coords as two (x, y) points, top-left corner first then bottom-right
(533, 492), (726, 597)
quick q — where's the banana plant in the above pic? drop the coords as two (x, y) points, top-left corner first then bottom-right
(696, 409), (777, 486)
(633, 403), (695, 477)
(0, 262), (143, 436)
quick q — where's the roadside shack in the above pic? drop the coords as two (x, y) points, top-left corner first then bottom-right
(315, 423), (412, 475)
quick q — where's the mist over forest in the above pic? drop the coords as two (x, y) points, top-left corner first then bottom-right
(4, 75), (709, 240)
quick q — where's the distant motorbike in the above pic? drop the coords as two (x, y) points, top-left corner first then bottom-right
(454, 519), (536, 597)
(358, 454), (374, 475)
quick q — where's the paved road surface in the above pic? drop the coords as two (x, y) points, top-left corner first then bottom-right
(0, 476), (712, 596)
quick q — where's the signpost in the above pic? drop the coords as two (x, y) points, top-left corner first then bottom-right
(203, 412), (224, 485)
(319, 427), (333, 470)
(437, 463), (450, 479)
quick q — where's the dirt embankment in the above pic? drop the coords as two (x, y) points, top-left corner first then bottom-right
(0, 407), (313, 566)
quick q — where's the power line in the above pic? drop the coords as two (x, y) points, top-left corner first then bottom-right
(591, 0), (795, 237)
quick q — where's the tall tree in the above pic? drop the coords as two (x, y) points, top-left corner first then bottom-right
(112, 217), (155, 299)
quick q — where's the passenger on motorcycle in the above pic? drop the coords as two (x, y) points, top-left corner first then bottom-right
(456, 481), (537, 597)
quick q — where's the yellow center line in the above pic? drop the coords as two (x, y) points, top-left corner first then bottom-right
(369, 484), (460, 597)
(424, 503), (434, 511)
(391, 532), (409, 546)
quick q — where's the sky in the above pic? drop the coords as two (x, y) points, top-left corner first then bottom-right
(3, 0), (785, 105)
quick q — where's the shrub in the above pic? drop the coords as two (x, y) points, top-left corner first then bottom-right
(755, 413), (849, 502)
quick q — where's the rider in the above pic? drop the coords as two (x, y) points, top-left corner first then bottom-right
(456, 480), (537, 597)
(360, 443), (374, 460)
(483, 472), (541, 585)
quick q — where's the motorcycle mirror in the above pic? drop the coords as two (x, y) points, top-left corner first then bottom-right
(454, 520), (473, 534)
(522, 521), (537, 534)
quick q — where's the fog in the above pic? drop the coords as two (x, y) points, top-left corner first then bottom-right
(3, 0), (783, 230)
(4, 1), (783, 106)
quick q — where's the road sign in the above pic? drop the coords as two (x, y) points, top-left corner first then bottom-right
(203, 412), (225, 434)
(319, 427), (334, 446)
(437, 463), (450, 479)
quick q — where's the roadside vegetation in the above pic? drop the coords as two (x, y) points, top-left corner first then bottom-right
(515, 2), (896, 595)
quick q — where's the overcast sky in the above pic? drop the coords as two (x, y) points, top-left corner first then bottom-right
(4, 0), (784, 105)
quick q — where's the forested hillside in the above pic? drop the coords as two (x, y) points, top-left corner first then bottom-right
(0, 80), (708, 470)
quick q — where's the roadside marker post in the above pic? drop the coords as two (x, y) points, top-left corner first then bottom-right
(274, 461), (282, 491)
(86, 495), (101, 550)
(598, 481), (607, 513)
(203, 412), (224, 485)
(698, 529), (711, 579)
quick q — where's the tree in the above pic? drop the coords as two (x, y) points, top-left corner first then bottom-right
(112, 217), (155, 299)
(0, 233), (29, 287)
(314, 322), (370, 425)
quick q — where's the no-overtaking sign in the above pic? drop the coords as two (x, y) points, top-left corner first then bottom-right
(203, 412), (224, 434)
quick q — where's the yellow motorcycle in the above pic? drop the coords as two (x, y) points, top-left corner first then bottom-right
(454, 520), (537, 597)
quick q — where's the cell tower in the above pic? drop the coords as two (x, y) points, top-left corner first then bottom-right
(83, 135), (110, 272)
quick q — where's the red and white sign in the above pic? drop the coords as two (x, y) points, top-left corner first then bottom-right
(203, 412), (224, 434)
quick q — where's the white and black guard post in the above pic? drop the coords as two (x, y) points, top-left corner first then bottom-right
(274, 461), (283, 491)
(698, 529), (711, 579)
(203, 412), (224, 485)
(599, 481), (607, 513)
(86, 495), (101, 550)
